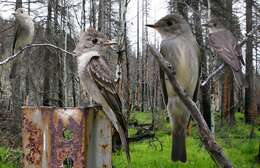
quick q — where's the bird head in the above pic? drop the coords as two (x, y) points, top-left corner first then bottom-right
(74, 28), (116, 56)
(146, 14), (191, 38)
(202, 17), (225, 29)
(13, 8), (29, 20)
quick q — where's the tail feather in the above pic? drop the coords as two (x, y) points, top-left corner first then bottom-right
(233, 70), (248, 88)
(117, 125), (131, 162)
(172, 128), (187, 162)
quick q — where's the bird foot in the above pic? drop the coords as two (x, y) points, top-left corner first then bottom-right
(167, 63), (176, 75)
(26, 44), (32, 48)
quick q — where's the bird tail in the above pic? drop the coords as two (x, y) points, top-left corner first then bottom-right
(117, 126), (131, 162)
(233, 70), (248, 88)
(172, 127), (187, 162)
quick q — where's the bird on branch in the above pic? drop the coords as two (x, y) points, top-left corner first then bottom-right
(12, 8), (34, 55)
(203, 17), (247, 88)
(146, 14), (200, 162)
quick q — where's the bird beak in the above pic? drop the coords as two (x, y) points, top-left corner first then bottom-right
(103, 40), (117, 47)
(145, 24), (159, 29)
(12, 12), (16, 16)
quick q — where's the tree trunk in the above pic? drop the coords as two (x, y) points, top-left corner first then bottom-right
(90, 0), (96, 28)
(98, 0), (104, 32)
(43, 0), (53, 106)
(245, 0), (256, 124)
(9, 0), (23, 145)
(135, 0), (141, 111)
(193, 0), (212, 130)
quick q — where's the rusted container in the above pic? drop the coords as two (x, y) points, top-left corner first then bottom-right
(22, 106), (112, 168)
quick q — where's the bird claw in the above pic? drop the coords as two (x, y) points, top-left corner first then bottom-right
(26, 44), (32, 48)
(167, 63), (176, 74)
(89, 97), (100, 107)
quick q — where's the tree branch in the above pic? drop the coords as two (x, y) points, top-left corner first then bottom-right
(239, 24), (260, 47)
(201, 64), (224, 86)
(148, 44), (233, 168)
(0, 43), (75, 65)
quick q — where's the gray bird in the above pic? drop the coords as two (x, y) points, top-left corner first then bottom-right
(12, 8), (34, 54)
(204, 17), (246, 88)
(74, 28), (130, 162)
(146, 14), (200, 162)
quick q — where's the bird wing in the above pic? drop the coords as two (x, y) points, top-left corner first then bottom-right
(12, 23), (21, 54)
(87, 56), (130, 160)
(159, 67), (168, 106)
(209, 30), (242, 71)
(159, 44), (169, 106)
(192, 51), (201, 102)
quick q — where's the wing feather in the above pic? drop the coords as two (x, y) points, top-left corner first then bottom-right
(87, 56), (130, 161)
(12, 23), (21, 54)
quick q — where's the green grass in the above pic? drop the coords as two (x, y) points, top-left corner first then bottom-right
(0, 147), (22, 168)
(113, 134), (259, 168)
(0, 112), (259, 168)
(130, 111), (153, 124)
(113, 112), (260, 168)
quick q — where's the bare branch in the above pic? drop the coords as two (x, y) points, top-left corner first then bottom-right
(0, 43), (75, 65)
(0, 24), (14, 34)
(148, 44), (233, 168)
(239, 24), (260, 47)
(201, 64), (225, 86)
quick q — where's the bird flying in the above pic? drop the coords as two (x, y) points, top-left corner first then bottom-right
(12, 8), (34, 54)
(74, 28), (130, 162)
(204, 17), (246, 88)
(146, 14), (200, 162)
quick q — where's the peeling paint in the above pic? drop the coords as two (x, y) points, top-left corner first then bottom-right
(22, 106), (112, 168)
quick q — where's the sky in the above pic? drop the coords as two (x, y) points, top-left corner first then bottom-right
(126, 0), (168, 52)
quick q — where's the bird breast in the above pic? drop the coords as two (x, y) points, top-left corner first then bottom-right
(77, 51), (100, 77)
(161, 36), (199, 97)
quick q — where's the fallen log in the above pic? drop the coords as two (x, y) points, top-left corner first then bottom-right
(128, 132), (155, 142)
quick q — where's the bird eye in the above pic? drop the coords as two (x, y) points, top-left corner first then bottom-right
(21, 10), (23, 13)
(166, 21), (173, 26)
(213, 23), (217, 27)
(92, 39), (98, 44)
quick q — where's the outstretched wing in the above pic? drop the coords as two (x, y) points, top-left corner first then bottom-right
(87, 56), (130, 161)
(209, 30), (243, 72)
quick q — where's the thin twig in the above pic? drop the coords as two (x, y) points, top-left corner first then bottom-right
(0, 24), (14, 34)
(201, 64), (224, 86)
(0, 43), (75, 65)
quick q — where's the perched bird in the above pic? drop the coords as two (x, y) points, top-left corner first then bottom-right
(74, 28), (130, 161)
(146, 15), (200, 162)
(204, 17), (246, 88)
(12, 8), (34, 54)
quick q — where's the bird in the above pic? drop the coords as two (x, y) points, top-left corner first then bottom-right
(204, 17), (247, 88)
(146, 14), (200, 162)
(74, 28), (130, 162)
(12, 8), (34, 54)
